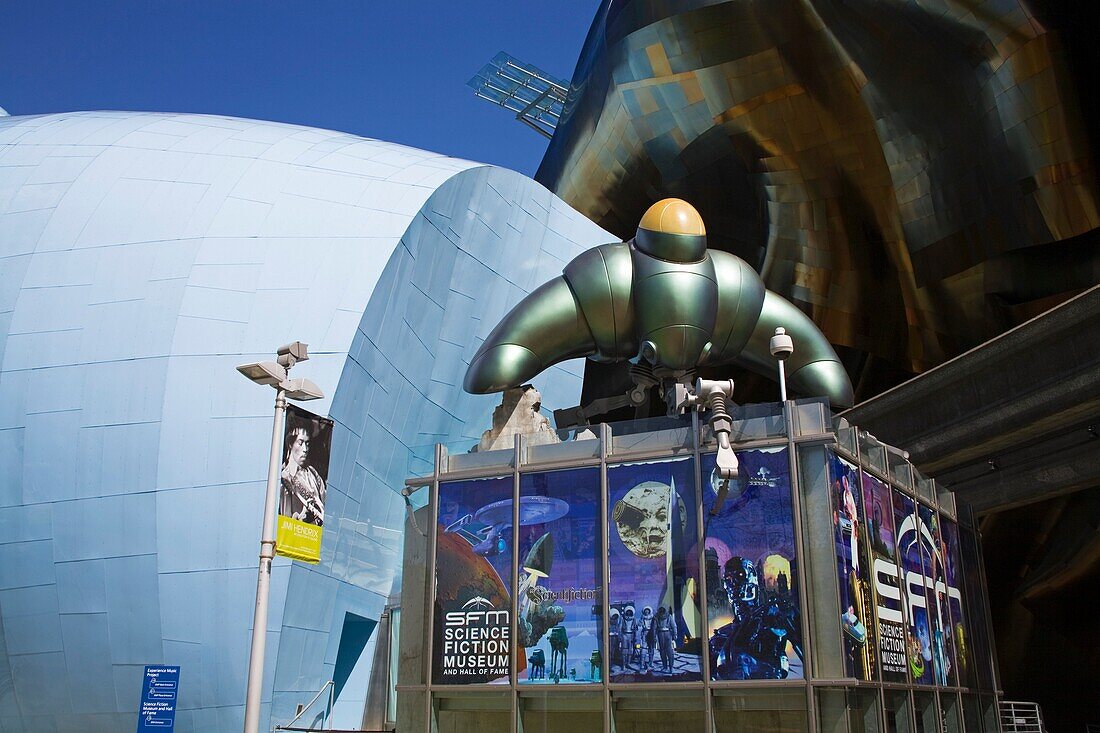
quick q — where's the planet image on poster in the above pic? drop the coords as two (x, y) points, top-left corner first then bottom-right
(612, 481), (686, 558)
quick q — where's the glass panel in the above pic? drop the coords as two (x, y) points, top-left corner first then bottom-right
(861, 471), (908, 683)
(893, 492), (935, 685)
(936, 486), (956, 519)
(942, 693), (963, 733)
(818, 688), (850, 733)
(958, 524), (994, 690)
(940, 518), (974, 689)
(918, 504), (953, 686)
(888, 451), (911, 489)
(829, 452), (875, 680)
(609, 416), (693, 455)
(859, 432), (887, 476)
(389, 607), (401, 721)
(913, 692), (937, 733)
(517, 468), (603, 685)
(884, 690), (913, 733)
(607, 457), (702, 681)
(432, 693), (511, 733)
(703, 447), (803, 680)
(848, 689), (883, 733)
(433, 477), (514, 685)
(962, 694), (983, 733)
(611, 690), (707, 732)
(798, 445), (845, 679)
(980, 695), (999, 733)
(713, 688), (808, 733)
(836, 421), (859, 457)
(447, 447), (515, 473)
(519, 691), (604, 733)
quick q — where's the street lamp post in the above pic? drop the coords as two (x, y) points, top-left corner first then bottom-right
(237, 342), (324, 733)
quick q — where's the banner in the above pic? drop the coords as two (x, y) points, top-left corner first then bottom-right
(829, 452), (874, 680)
(919, 504), (953, 686)
(941, 518), (974, 687)
(893, 492), (935, 685)
(704, 448), (803, 680)
(607, 458), (702, 682)
(275, 404), (332, 563)
(861, 471), (908, 683)
(433, 476), (513, 685)
(517, 468), (602, 684)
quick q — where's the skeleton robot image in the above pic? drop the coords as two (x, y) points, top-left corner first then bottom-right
(709, 556), (804, 680)
(464, 198), (854, 413)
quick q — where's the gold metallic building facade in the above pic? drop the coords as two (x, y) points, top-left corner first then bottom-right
(537, 0), (1098, 399)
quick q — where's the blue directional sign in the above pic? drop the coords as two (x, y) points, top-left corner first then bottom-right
(136, 665), (180, 732)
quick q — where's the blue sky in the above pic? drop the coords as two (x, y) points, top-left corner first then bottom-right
(1, 1), (597, 175)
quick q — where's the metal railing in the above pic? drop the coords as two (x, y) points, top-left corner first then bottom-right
(1000, 701), (1046, 733)
(274, 680), (334, 732)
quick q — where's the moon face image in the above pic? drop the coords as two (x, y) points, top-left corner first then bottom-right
(613, 481), (685, 558)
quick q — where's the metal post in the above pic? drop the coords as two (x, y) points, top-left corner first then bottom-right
(244, 388), (287, 733)
(778, 360), (788, 402)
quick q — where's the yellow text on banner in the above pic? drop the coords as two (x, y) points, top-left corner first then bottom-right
(276, 515), (322, 563)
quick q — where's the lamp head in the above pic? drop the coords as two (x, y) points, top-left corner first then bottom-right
(277, 341), (309, 369)
(280, 377), (324, 401)
(237, 361), (287, 386)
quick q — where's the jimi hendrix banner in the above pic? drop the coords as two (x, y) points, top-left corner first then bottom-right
(275, 404), (332, 563)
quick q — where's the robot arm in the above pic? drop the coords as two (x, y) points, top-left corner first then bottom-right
(464, 277), (597, 394)
(732, 290), (854, 408)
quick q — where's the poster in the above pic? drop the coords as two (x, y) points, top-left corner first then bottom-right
(919, 504), (953, 686)
(861, 471), (909, 683)
(941, 518), (974, 687)
(433, 476), (513, 684)
(893, 491), (935, 685)
(606, 457), (702, 682)
(516, 468), (603, 684)
(275, 404), (332, 563)
(828, 452), (874, 680)
(704, 448), (803, 680)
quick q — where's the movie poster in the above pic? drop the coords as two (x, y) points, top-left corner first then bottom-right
(432, 476), (513, 685)
(703, 448), (804, 681)
(919, 504), (953, 686)
(516, 468), (603, 684)
(275, 404), (332, 563)
(861, 472), (908, 683)
(893, 492), (934, 685)
(941, 517), (973, 688)
(829, 452), (874, 680)
(607, 457), (702, 682)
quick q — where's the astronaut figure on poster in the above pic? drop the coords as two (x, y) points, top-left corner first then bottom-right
(607, 458), (703, 682)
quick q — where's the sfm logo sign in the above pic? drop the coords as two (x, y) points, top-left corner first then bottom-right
(873, 514), (960, 624)
(439, 596), (511, 677)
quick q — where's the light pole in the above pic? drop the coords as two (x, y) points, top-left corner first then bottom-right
(237, 342), (324, 733)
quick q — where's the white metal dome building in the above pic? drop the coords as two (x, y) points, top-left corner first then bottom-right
(0, 110), (611, 732)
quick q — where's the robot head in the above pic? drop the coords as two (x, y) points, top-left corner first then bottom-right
(634, 198), (707, 263)
(723, 556), (759, 606)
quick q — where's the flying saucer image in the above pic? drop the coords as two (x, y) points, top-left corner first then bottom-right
(475, 496), (570, 529)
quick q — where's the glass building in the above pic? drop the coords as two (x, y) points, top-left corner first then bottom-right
(400, 401), (1001, 733)
(0, 110), (614, 732)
